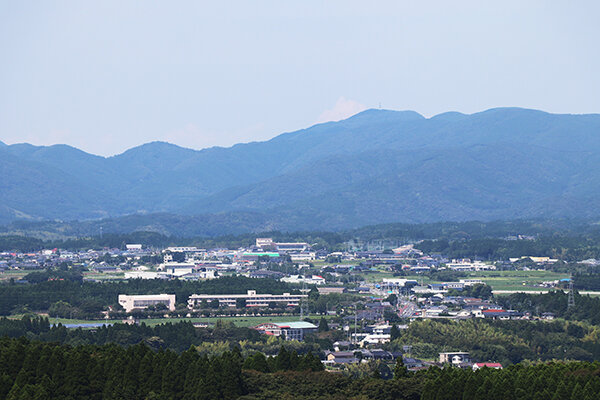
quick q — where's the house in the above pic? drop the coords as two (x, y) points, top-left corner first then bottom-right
(369, 349), (394, 360)
(359, 333), (391, 346)
(325, 351), (358, 364)
(479, 309), (523, 320)
(333, 341), (354, 351)
(439, 352), (471, 365)
(541, 312), (555, 320)
(281, 275), (326, 285)
(473, 363), (502, 370)
(317, 287), (346, 295)
(403, 357), (425, 370)
(249, 270), (285, 279)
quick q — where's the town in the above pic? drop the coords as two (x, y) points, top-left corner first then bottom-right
(1, 235), (592, 374)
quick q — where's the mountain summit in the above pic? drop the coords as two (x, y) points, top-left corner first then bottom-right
(1, 107), (600, 230)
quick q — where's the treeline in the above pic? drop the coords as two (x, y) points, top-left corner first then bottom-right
(420, 362), (600, 400)
(416, 236), (600, 261)
(574, 268), (600, 291)
(0, 317), (263, 353)
(387, 318), (600, 365)
(498, 290), (600, 325)
(0, 232), (175, 252)
(0, 338), (246, 400)
(3, 218), (600, 252)
(1, 336), (599, 399)
(0, 276), (299, 317)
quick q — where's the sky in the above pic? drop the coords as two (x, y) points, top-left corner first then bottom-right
(1, 1), (599, 156)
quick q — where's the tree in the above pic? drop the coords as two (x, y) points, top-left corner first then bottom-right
(242, 352), (270, 373)
(390, 324), (401, 341)
(318, 318), (329, 332)
(236, 298), (246, 309)
(394, 357), (408, 379)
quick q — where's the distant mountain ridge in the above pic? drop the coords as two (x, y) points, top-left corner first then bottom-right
(1, 107), (600, 233)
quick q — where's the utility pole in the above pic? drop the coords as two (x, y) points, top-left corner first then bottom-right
(354, 307), (358, 345)
(568, 278), (575, 309)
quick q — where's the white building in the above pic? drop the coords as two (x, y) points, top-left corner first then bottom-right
(281, 275), (326, 285)
(446, 260), (494, 271)
(187, 290), (307, 309)
(118, 294), (176, 312)
(290, 252), (316, 261)
(459, 279), (484, 286)
(253, 321), (317, 341)
(359, 333), (391, 347)
(124, 271), (160, 280)
(158, 262), (195, 276)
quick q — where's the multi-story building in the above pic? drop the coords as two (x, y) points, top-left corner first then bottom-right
(118, 294), (176, 312)
(187, 290), (307, 309)
(253, 321), (318, 341)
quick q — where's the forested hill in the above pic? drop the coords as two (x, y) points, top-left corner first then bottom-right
(2, 108), (600, 231)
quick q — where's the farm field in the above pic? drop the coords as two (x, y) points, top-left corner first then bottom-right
(464, 270), (570, 291)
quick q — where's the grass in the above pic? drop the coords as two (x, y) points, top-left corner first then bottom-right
(463, 270), (570, 291)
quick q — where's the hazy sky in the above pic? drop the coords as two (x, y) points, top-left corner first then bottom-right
(1, 1), (599, 156)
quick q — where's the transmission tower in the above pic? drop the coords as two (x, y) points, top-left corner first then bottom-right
(567, 278), (575, 309)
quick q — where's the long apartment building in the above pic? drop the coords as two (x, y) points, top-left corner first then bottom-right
(118, 294), (176, 312)
(187, 290), (307, 309)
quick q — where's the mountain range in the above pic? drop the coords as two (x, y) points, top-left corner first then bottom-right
(1, 107), (600, 235)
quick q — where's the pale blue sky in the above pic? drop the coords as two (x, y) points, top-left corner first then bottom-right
(1, 1), (599, 156)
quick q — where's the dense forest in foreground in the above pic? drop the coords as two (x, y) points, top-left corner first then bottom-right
(0, 337), (599, 400)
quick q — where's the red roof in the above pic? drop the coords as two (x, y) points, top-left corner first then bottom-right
(475, 363), (502, 368)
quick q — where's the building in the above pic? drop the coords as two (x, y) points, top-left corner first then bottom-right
(125, 244), (143, 251)
(253, 321), (318, 341)
(473, 363), (502, 370)
(187, 290), (307, 309)
(446, 260), (494, 271)
(255, 238), (310, 253)
(281, 275), (326, 285)
(325, 351), (358, 364)
(359, 333), (391, 346)
(439, 352), (471, 365)
(118, 294), (176, 312)
(249, 270), (285, 279)
(317, 287), (346, 295)
(158, 262), (195, 276)
(290, 252), (316, 261)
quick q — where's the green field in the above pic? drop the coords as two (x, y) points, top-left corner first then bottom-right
(0, 270), (29, 281)
(352, 267), (570, 292)
(464, 270), (570, 291)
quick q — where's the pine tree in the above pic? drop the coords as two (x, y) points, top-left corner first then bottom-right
(390, 324), (401, 341)
(570, 383), (584, 400)
(394, 357), (408, 379)
(318, 318), (329, 332)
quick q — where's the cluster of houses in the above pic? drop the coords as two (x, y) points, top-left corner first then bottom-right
(324, 348), (502, 371)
